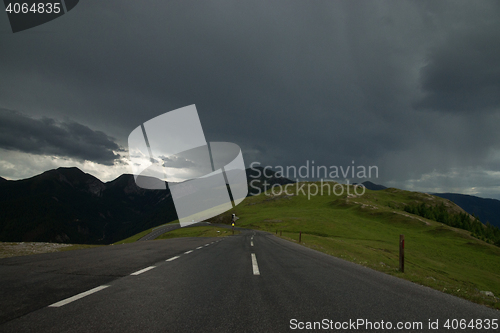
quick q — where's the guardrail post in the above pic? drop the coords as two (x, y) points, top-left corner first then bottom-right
(399, 234), (405, 273)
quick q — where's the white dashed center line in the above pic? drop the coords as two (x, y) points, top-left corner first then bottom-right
(130, 266), (156, 275)
(49, 285), (110, 307)
(166, 256), (180, 262)
(251, 241), (254, 247)
(184, 250), (193, 254)
(204, 244), (210, 246)
(196, 246), (203, 249)
(251, 253), (260, 275)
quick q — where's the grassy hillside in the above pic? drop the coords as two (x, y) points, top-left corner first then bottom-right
(215, 182), (500, 309)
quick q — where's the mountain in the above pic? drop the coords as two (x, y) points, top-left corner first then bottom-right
(246, 166), (295, 196)
(0, 177), (7, 183)
(0, 167), (177, 244)
(361, 181), (387, 191)
(432, 193), (500, 228)
(0, 166), (294, 244)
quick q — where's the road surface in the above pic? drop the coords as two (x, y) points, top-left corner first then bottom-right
(0, 230), (498, 332)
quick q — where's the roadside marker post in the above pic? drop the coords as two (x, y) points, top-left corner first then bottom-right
(299, 232), (302, 243)
(399, 234), (405, 273)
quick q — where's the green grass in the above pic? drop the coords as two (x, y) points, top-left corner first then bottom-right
(155, 226), (239, 240)
(218, 182), (500, 309)
(113, 220), (179, 244)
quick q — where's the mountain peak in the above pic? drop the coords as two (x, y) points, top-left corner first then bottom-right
(34, 167), (105, 196)
(40, 166), (85, 178)
(56, 166), (84, 172)
(105, 173), (137, 190)
(362, 181), (387, 191)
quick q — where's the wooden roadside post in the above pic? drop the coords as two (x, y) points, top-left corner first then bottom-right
(280, 230), (282, 236)
(299, 232), (302, 243)
(399, 234), (405, 273)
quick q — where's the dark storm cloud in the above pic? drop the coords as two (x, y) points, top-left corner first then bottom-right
(0, 109), (122, 165)
(0, 0), (500, 196)
(0, 0), (422, 151)
(415, 21), (500, 112)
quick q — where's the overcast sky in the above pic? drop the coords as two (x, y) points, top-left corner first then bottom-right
(1, 0), (500, 198)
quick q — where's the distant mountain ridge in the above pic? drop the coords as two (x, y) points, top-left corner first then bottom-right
(0, 167), (177, 244)
(0, 166), (293, 244)
(5, 167), (497, 243)
(246, 166), (295, 195)
(433, 193), (500, 228)
(361, 181), (387, 191)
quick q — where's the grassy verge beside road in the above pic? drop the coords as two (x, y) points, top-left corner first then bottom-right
(113, 220), (180, 244)
(155, 226), (239, 240)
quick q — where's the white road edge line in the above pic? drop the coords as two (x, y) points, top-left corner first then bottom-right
(251, 241), (254, 246)
(251, 253), (260, 275)
(166, 256), (180, 262)
(184, 250), (193, 254)
(48, 285), (110, 307)
(131, 266), (156, 275)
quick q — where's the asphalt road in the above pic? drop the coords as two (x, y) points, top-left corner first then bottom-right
(1, 230), (499, 332)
